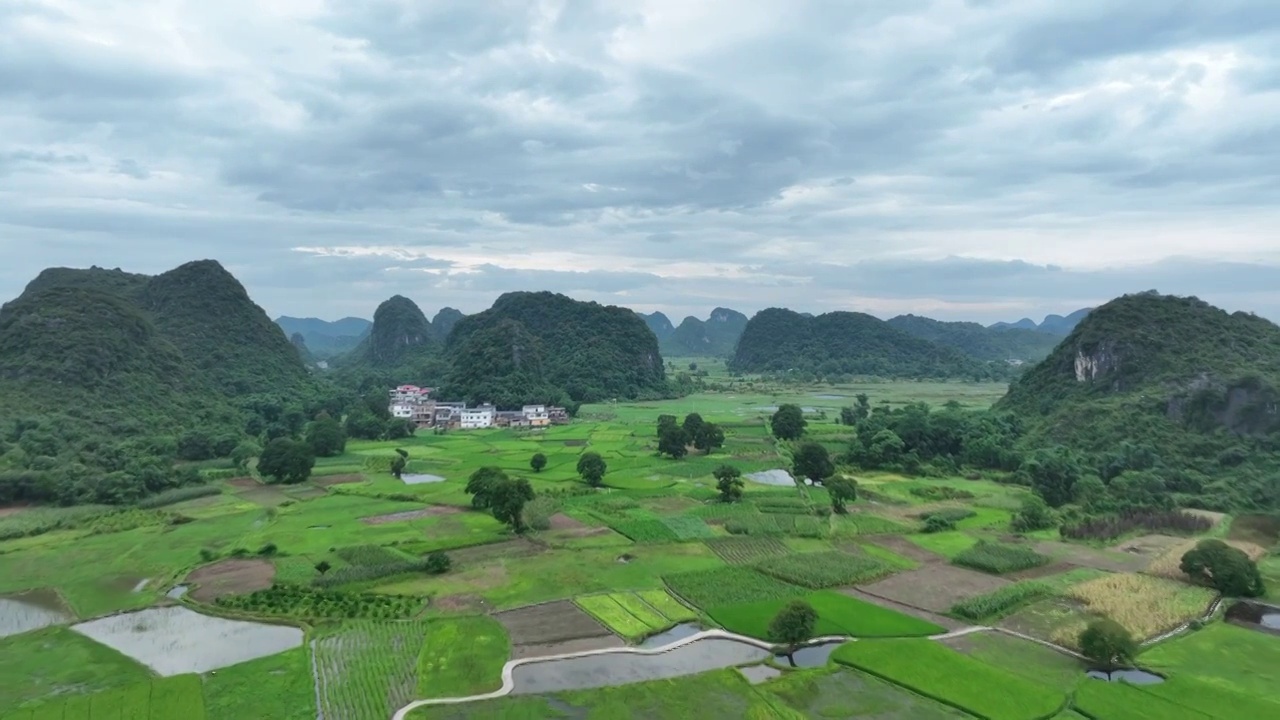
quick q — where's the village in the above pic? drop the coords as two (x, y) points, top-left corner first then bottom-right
(387, 385), (570, 430)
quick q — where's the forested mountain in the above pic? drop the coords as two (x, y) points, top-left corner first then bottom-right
(431, 307), (465, 341)
(887, 314), (1060, 362)
(999, 292), (1280, 508)
(731, 308), (999, 379)
(660, 307), (749, 357)
(0, 261), (321, 505)
(444, 291), (666, 406)
(991, 308), (1092, 335)
(639, 311), (676, 341)
(274, 316), (371, 358)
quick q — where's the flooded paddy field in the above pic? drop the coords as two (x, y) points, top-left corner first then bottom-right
(0, 589), (73, 639)
(509, 637), (770, 694)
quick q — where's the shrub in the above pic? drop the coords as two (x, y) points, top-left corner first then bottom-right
(950, 581), (1053, 621)
(521, 496), (559, 532)
(920, 508), (976, 523)
(257, 543), (279, 556)
(217, 584), (422, 619)
(424, 551), (452, 575)
(909, 486), (975, 501)
(953, 541), (1050, 575)
(755, 551), (890, 589)
(923, 516), (955, 533)
(1060, 510), (1212, 541)
(1011, 495), (1056, 533)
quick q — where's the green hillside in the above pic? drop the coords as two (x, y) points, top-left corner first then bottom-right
(659, 308), (748, 357)
(887, 314), (1060, 362)
(443, 291), (666, 405)
(999, 291), (1280, 507)
(0, 260), (318, 505)
(730, 308), (1000, 379)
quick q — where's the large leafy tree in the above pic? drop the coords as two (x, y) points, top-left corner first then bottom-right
(304, 416), (346, 457)
(1181, 539), (1265, 597)
(258, 438), (315, 485)
(770, 404), (807, 440)
(466, 466), (508, 509)
(792, 443), (834, 485)
(826, 476), (858, 514)
(768, 600), (818, 660)
(714, 465), (744, 503)
(1022, 446), (1083, 508)
(682, 413), (705, 439)
(530, 453), (548, 473)
(693, 423), (725, 454)
(577, 452), (607, 487)
(657, 424), (689, 459)
(1079, 619), (1136, 671)
(490, 477), (536, 533)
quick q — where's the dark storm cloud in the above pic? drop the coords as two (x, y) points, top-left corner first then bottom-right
(1, 0), (1278, 323)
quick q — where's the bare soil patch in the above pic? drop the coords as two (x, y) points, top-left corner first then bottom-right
(494, 600), (615, 646)
(0, 504), (30, 517)
(1111, 534), (1188, 559)
(1004, 561), (1082, 582)
(511, 635), (626, 660)
(361, 505), (463, 525)
(1032, 541), (1148, 573)
(445, 539), (544, 567)
(839, 587), (965, 631)
(1228, 514), (1280, 546)
(227, 477), (261, 489)
(186, 559), (275, 602)
(312, 473), (365, 487)
(548, 513), (588, 531)
(432, 594), (491, 614)
(862, 535), (945, 565)
(283, 486), (326, 500)
(858, 565), (1011, 614)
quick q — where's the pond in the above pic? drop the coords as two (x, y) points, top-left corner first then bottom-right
(639, 623), (702, 649)
(772, 641), (842, 668)
(510, 637), (770, 694)
(745, 469), (797, 487)
(1225, 600), (1280, 634)
(71, 606), (303, 676)
(401, 473), (446, 485)
(0, 589), (73, 639)
(1085, 669), (1165, 685)
(166, 585), (189, 600)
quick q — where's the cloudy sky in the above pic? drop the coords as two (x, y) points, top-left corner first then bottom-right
(2, 0), (1279, 325)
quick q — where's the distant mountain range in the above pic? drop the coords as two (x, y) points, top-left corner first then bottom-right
(639, 308), (749, 358)
(276, 307), (465, 358)
(990, 308), (1092, 336)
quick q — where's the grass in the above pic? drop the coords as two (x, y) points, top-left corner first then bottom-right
(1140, 622), (1280, 699)
(0, 675), (207, 720)
(664, 567), (805, 608)
(834, 639), (1064, 720)
(1053, 574), (1216, 645)
(0, 627), (152, 709)
(203, 648), (314, 720)
(944, 632), (1084, 694)
(953, 541), (1051, 575)
(417, 616), (510, 698)
(576, 594), (657, 639)
(1074, 680), (1209, 720)
(709, 590), (943, 640)
(905, 531), (978, 558)
(754, 551), (890, 588)
(313, 620), (432, 719)
(761, 668), (970, 719)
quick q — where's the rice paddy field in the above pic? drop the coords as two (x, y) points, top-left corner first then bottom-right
(0, 378), (1277, 719)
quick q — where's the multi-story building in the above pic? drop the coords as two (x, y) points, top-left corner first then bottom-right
(522, 404), (551, 427)
(459, 404), (496, 430)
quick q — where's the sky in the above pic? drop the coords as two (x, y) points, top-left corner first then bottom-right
(1, 0), (1279, 325)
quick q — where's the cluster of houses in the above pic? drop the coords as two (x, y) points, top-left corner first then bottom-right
(388, 385), (569, 430)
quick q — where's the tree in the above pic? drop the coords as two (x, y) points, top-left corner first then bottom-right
(658, 424), (690, 459)
(176, 430), (215, 461)
(1180, 539), (1265, 597)
(1079, 619), (1136, 670)
(490, 477), (535, 533)
(768, 600), (818, 659)
(657, 414), (678, 438)
(1022, 447), (1083, 508)
(867, 429), (905, 466)
(826, 476), (858, 514)
(682, 413), (705, 439)
(466, 466), (508, 509)
(424, 551), (452, 574)
(390, 448), (408, 479)
(314, 560), (332, 575)
(230, 440), (260, 473)
(714, 465), (744, 503)
(257, 438), (315, 485)
(693, 423), (725, 454)
(1011, 494), (1056, 533)
(304, 416), (346, 457)
(771, 404), (807, 440)
(839, 407), (858, 425)
(577, 452), (607, 487)
(792, 443), (834, 485)
(530, 452), (547, 473)
(855, 394), (871, 421)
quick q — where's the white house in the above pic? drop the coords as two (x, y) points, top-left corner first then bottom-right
(390, 403), (415, 419)
(522, 404), (550, 427)
(459, 404), (496, 429)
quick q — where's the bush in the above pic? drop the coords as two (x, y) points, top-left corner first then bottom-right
(920, 508), (976, 523)
(1011, 495), (1056, 533)
(755, 551), (890, 589)
(521, 496), (559, 532)
(950, 581), (1053, 621)
(923, 516), (955, 533)
(953, 541), (1050, 575)
(1061, 510), (1212, 541)
(216, 584), (423, 619)
(424, 551), (452, 575)
(257, 543), (278, 556)
(909, 486), (975, 501)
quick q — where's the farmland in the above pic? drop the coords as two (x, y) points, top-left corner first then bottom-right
(1, 378), (1277, 720)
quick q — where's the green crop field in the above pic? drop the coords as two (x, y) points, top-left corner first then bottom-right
(313, 620), (435, 719)
(709, 590), (943, 640)
(834, 640), (1064, 720)
(754, 551), (891, 588)
(664, 567), (806, 608)
(417, 617), (510, 699)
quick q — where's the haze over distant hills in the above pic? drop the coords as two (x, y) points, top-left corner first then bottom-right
(990, 308), (1093, 336)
